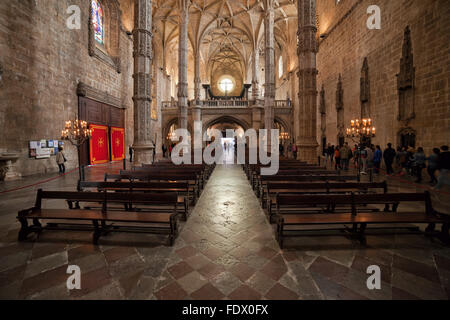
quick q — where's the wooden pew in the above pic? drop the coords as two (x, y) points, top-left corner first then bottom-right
(17, 189), (180, 246)
(107, 171), (201, 200)
(257, 174), (359, 198)
(274, 192), (449, 248)
(135, 165), (206, 189)
(245, 163), (324, 184)
(264, 181), (388, 220)
(252, 169), (339, 192)
(80, 181), (190, 220)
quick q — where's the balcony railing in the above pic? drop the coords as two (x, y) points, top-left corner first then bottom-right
(161, 99), (291, 110)
(275, 100), (291, 108)
(161, 101), (177, 109)
(201, 100), (250, 108)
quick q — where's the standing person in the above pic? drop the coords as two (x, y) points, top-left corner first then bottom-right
(56, 146), (66, 174)
(367, 145), (375, 174)
(426, 148), (440, 185)
(383, 143), (396, 175)
(329, 145), (335, 165)
(288, 143), (292, 159)
(373, 145), (382, 174)
(340, 143), (350, 171)
(325, 143), (331, 166)
(279, 143), (284, 157)
(397, 147), (408, 176)
(406, 146), (415, 176)
(292, 144), (298, 160)
(162, 144), (167, 158)
(334, 146), (341, 170)
(412, 147), (426, 183)
(168, 144), (173, 157)
(360, 145), (368, 174)
(353, 144), (359, 168)
(435, 145), (450, 190)
(129, 146), (133, 163)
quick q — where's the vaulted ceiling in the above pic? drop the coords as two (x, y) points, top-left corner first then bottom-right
(120, 0), (300, 81)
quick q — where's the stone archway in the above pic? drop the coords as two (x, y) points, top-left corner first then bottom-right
(203, 115), (251, 134)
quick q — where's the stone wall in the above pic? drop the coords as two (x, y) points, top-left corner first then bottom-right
(316, 0), (450, 154)
(0, 0), (134, 177)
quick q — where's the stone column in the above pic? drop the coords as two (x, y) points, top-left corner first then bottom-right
(252, 49), (260, 100)
(264, 0), (275, 144)
(178, 0), (189, 130)
(194, 51), (201, 101)
(296, 0), (319, 163)
(132, 0), (154, 165)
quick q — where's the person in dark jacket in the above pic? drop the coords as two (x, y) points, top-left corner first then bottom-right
(373, 146), (382, 174)
(412, 147), (426, 183)
(426, 148), (440, 185)
(383, 143), (396, 175)
(129, 146), (133, 162)
(435, 146), (450, 190)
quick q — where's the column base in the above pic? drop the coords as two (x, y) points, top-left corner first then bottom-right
(132, 144), (155, 166)
(296, 141), (319, 164)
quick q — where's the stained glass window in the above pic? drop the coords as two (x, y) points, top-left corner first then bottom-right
(91, 0), (104, 45)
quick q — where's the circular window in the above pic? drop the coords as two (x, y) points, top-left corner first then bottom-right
(218, 76), (235, 94)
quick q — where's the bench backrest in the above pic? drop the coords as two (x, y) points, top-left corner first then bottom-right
(106, 172), (198, 182)
(80, 181), (190, 191)
(276, 192), (433, 215)
(261, 175), (358, 182)
(35, 189), (178, 212)
(267, 181), (387, 193)
(270, 170), (337, 175)
(131, 167), (203, 173)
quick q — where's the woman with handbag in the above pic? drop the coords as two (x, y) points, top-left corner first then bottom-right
(56, 146), (66, 174)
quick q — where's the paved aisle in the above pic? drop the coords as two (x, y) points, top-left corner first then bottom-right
(153, 164), (306, 300)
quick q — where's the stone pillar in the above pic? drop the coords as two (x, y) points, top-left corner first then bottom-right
(132, 0), (154, 165)
(264, 0), (275, 146)
(296, 0), (319, 163)
(178, 0), (189, 130)
(194, 51), (201, 101)
(252, 49), (260, 100)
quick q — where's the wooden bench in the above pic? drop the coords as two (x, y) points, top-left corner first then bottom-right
(135, 165), (206, 189)
(106, 171), (201, 201)
(274, 192), (449, 248)
(80, 181), (190, 221)
(253, 169), (341, 192)
(264, 181), (388, 219)
(17, 189), (180, 246)
(144, 163), (213, 179)
(257, 175), (359, 198)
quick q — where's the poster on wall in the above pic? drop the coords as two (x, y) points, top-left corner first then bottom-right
(89, 124), (110, 165)
(110, 127), (125, 161)
(29, 140), (53, 159)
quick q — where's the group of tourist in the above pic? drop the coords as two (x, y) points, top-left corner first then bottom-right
(323, 143), (450, 189)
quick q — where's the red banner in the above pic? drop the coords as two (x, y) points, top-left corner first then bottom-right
(110, 127), (125, 161)
(89, 124), (109, 165)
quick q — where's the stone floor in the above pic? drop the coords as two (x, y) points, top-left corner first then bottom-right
(0, 161), (449, 300)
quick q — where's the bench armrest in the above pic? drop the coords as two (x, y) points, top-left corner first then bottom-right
(18, 207), (36, 217)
